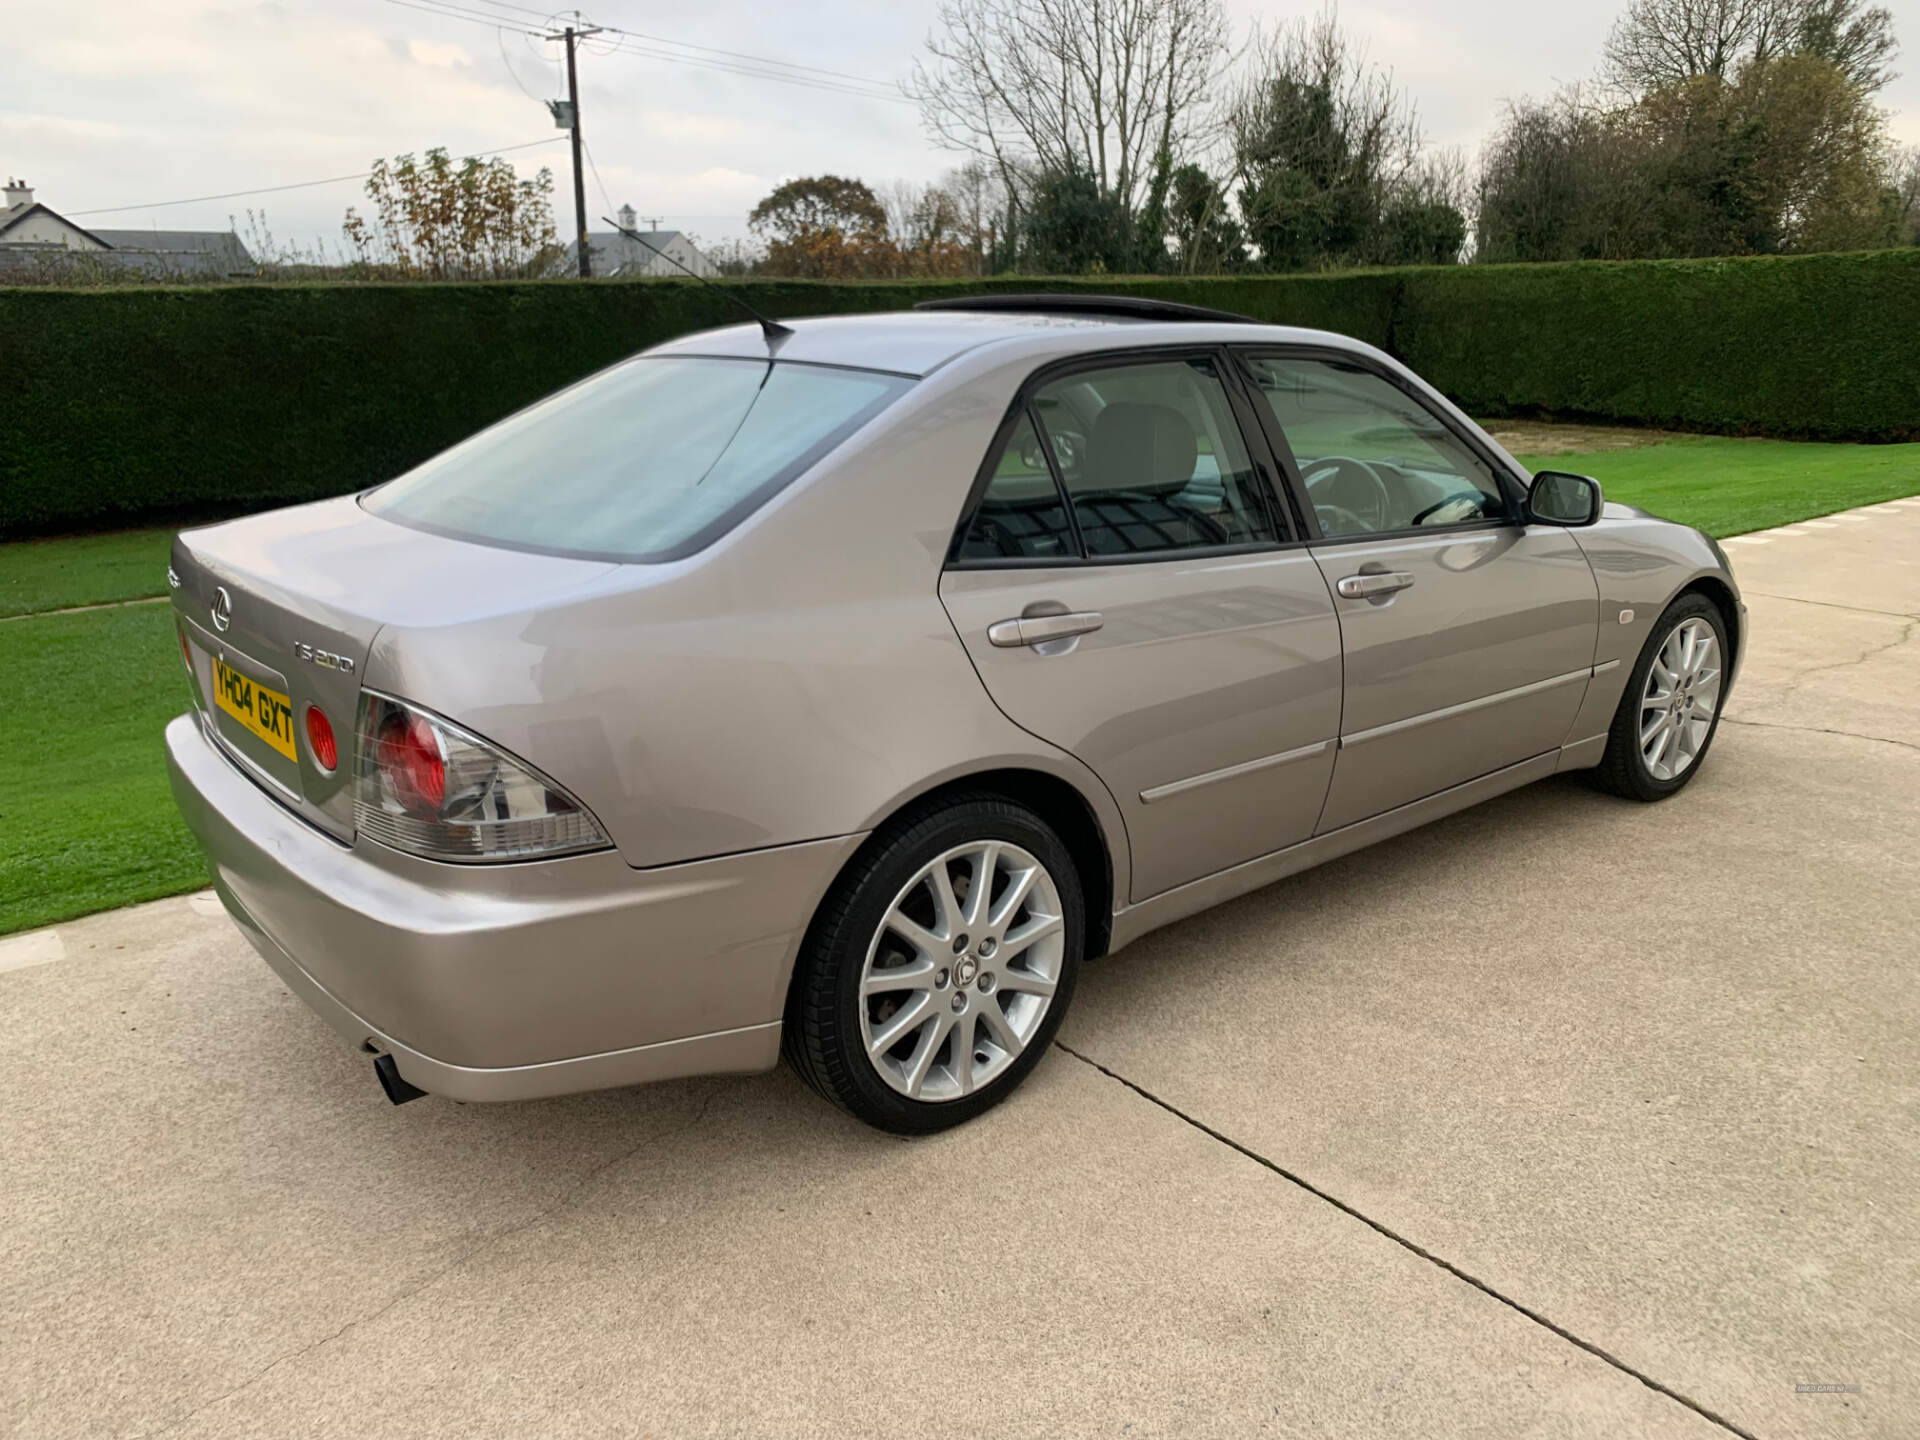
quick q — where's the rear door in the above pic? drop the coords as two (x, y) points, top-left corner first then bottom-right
(1237, 349), (1600, 833)
(938, 349), (1343, 903)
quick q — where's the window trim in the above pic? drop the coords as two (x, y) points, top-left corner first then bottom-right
(1230, 345), (1531, 546)
(945, 344), (1302, 571)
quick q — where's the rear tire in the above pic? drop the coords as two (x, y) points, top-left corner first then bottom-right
(783, 795), (1084, 1134)
(1588, 592), (1728, 802)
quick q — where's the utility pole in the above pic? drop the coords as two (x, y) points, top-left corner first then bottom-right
(563, 26), (592, 278)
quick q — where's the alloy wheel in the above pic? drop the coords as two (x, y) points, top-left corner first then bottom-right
(859, 840), (1065, 1102)
(1639, 616), (1722, 781)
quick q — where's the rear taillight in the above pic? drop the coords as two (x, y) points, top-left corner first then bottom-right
(375, 711), (439, 807)
(306, 705), (339, 772)
(353, 693), (611, 863)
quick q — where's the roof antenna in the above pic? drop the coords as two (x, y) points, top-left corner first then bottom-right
(600, 216), (792, 344)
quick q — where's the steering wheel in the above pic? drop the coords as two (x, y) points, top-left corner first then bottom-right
(1302, 457), (1391, 534)
(1409, 489), (1493, 527)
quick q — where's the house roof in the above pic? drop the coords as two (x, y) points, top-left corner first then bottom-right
(0, 201), (113, 249)
(92, 228), (253, 260)
(586, 228), (711, 275)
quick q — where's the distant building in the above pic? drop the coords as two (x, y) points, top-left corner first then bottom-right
(0, 177), (254, 278)
(586, 203), (717, 278)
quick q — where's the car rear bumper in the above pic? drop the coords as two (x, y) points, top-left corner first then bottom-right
(165, 712), (863, 1101)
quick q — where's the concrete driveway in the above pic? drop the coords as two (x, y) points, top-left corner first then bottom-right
(5, 501), (1916, 1440)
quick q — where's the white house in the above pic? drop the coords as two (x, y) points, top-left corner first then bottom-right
(586, 204), (718, 278)
(0, 177), (253, 276)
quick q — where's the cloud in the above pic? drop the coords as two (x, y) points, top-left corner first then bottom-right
(407, 39), (473, 69)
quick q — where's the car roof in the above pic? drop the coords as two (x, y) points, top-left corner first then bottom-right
(647, 308), (1367, 378)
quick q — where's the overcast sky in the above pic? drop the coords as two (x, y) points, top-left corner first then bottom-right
(5, 0), (1919, 257)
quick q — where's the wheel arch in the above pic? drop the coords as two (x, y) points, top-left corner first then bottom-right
(1677, 573), (1741, 673)
(782, 764), (1120, 1030)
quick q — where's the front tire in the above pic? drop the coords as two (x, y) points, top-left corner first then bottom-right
(1589, 592), (1728, 801)
(783, 795), (1084, 1134)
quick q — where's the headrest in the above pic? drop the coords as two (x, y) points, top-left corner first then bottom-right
(1082, 402), (1198, 493)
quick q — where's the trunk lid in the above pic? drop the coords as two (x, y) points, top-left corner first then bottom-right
(172, 495), (617, 840)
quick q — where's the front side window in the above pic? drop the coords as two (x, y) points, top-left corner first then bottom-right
(1244, 355), (1510, 537)
(366, 356), (910, 563)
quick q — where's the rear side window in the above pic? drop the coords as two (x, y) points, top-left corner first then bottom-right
(365, 356), (910, 563)
(956, 355), (1281, 564)
(957, 413), (1077, 560)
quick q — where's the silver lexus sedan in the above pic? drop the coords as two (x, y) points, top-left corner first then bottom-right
(166, 294), (1744, 1132)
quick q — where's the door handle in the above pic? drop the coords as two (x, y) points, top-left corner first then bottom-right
(1336, 571), (1415, 599)
(987, 610), (1105, 648)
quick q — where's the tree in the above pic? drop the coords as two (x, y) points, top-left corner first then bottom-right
(1793, 0), (1898, 93)
(1887, 146), (1920, 244)
(748, 175), (888, 278)
(1227, 11), (1464, 269)
(1603, 0), (1796, 88)
(1476, 89), (1662, 261)
(1020, 164), (1137, 273)
(1476, 51), (1901, 262)
(912, 0), (1231, 246)
(342, 149), (560, 280)
(1164, 162), (1245, 272)
(1635, 52), (1898, 252)
(1603, 0), (1897, 94)
(877, 179), (978, 276)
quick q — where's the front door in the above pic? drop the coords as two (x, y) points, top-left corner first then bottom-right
(939, 352), (1343, 902)
(1238, 350), (1600, 832)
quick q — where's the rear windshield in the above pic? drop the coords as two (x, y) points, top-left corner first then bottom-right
(364, 356), (911, 563)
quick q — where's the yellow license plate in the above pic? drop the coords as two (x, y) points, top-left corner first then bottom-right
(214, 657), (298, 762)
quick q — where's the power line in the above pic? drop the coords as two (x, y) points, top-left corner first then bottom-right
(382, 0), (913, 105)
(601, 25), (910, 92)
(67, 137), (563, 217)
(384, 0), (543, 37)
(448, 0), (906, 92)
(600, 36), (912, 103)
(580, 134), (617, 218)
(496, 25), (546, 103)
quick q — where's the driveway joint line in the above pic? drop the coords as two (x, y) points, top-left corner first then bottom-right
(1723, 716), (1919, 754)
(1742, 590), (1920, 621)
(1054, 1041), (1760, 1440)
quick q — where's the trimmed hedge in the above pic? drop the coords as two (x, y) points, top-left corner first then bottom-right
(1393, 250), (1920, 440)
(3, 252), (1917, 536)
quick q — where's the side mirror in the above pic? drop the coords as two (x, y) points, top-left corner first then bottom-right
(1527, 471), (1602, 527)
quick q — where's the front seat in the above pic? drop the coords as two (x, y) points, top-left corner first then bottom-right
(1076, 402), (1204, 555)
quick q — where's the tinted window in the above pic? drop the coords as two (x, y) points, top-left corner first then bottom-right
(365, 357), (910, 562)
(1034, 358), (1277, 557)
(1244, 355), (1509, 537)
(958, 413), (1076, 560)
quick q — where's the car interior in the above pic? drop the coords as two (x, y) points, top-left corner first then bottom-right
(957, 351), (1516, 561)
(1242, 355), (1511, 537)
(959, 358), (1276, 560)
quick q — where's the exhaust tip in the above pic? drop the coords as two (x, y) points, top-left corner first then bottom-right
(373, 1052), (428, 1106)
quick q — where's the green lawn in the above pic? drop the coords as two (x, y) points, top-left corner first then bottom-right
(0, 604), (207, 935)
(2, 430), (1918, 937)
(1506, 434), (1920, 537)
(0, 526), (177, 618)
